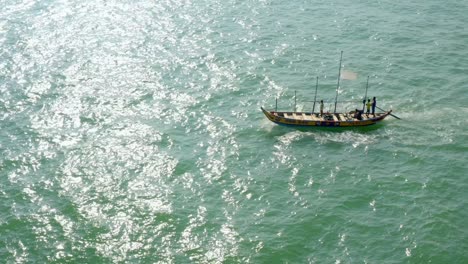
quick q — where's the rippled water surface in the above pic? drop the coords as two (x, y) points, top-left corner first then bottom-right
(1, 0), (468, 262)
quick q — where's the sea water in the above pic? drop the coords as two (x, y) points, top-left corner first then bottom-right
(1, 0), (467, 262)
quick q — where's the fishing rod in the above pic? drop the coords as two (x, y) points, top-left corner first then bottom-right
(312, 77), (318, 114)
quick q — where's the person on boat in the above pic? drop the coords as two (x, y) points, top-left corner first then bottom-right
(320, 100), (324, 116)
(354, 109), (363, 120)
(372, 97), (376, 116)
(366, 99), (372, 115)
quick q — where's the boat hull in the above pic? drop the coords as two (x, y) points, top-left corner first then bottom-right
(261, 107), (391, 127)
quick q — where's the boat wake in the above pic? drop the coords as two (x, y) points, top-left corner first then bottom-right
(274, 130), (378, 148)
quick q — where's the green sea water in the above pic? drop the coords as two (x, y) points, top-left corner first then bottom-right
(1, 0), (468, 263)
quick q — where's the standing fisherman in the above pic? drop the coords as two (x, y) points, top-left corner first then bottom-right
(366, 99), (372, 115)
(372, 97), (377, 116)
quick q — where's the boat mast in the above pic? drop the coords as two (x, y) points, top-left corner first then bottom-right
(312, 77), (318, 114)
(294, 90), (297, 112)
(362, 76), (369, 111)
(334, 51), (343, 113)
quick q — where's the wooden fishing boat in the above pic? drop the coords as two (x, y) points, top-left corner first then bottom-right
(261, 107), (392, 127)
(260, 51), (398, 128)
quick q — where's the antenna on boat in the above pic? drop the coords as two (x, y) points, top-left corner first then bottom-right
(362, 75), (369, 112)
(275, 97), (278, 112)
(312, 76), (318, 114)
(334, 51), (343, 113)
